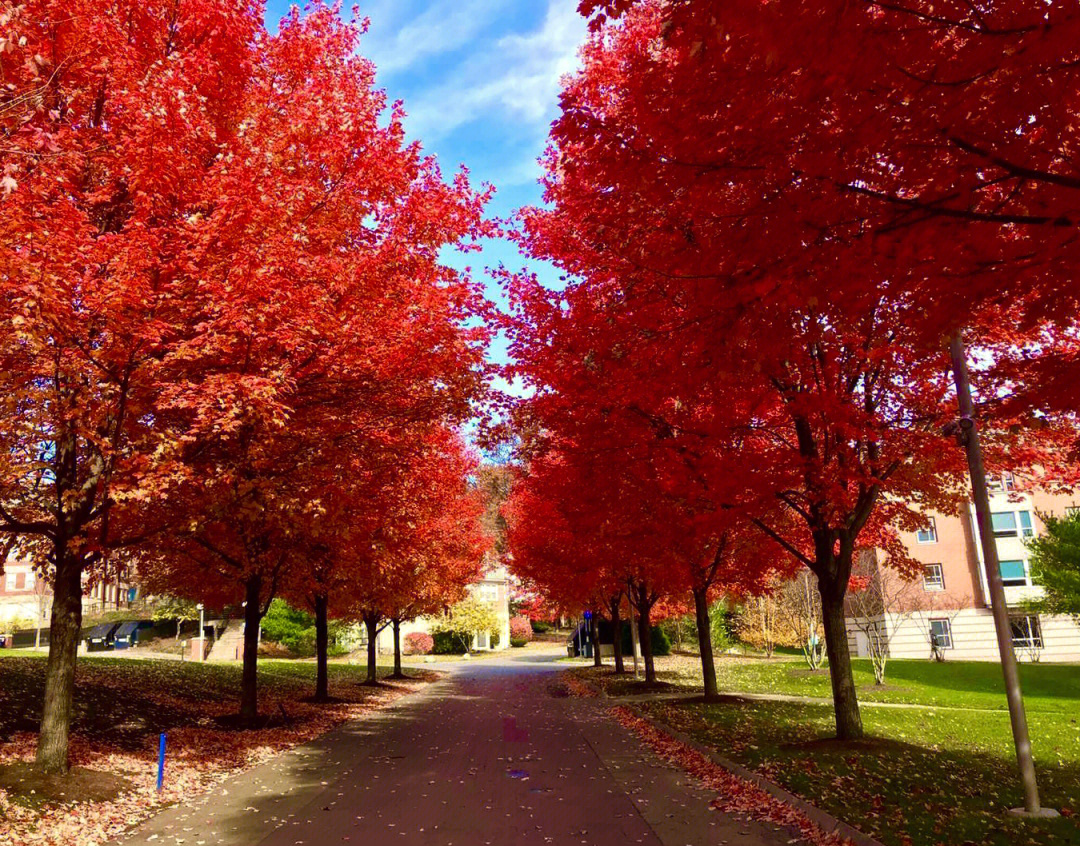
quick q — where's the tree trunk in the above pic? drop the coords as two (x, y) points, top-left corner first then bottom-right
(819, 582), (863, 740)
(390, 619), (404, 678)
(239, 576), (262, 723)
(35, 550), (83, 773)
(314, 594), (329, 702)
(590, 614), (602, 667)
(693, 587), (719, 701)
(637, 590), (656, 684)
(364, 615), (379, 684)
(610, 597), (625, 674)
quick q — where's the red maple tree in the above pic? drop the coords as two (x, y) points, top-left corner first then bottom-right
(0, 0), (259, 772)
(505, 0), (1070, 737)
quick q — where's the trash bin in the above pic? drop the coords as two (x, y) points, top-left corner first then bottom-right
(85, 622), (121, 652)
(113, 621), (153, 649)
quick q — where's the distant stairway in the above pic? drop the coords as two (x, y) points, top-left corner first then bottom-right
(207, 620), (244, 662)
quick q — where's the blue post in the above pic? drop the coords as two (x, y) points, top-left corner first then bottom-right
(157, 733), (166, 792)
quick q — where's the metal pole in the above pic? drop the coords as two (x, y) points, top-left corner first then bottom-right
(157, 733), (167, 792)
(198, 604), (205, 662)
(949, 332), (1051, 817)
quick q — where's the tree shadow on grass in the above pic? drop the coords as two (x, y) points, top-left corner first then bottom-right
(0, 658), (203, 752)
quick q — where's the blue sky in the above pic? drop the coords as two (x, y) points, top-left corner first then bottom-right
(263, 1), (586, 370)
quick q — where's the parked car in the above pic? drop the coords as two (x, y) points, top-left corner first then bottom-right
(85, 622), (121, 652)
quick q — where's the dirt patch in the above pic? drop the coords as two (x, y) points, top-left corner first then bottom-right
(0, 762), (133, 809)
(780, 735), (907, 754)
(614, 680), (677, 695)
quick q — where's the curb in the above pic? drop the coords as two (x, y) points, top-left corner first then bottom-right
(624, 702), (886, 846)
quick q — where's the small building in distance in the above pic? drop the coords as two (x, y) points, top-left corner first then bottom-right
(0, 559), (45, 630)
(370, 558), (513, 655)
(1, 556), (142, 640)
(846, 472), (1080, 663)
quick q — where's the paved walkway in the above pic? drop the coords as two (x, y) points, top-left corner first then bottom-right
(114, 649), (805, 846)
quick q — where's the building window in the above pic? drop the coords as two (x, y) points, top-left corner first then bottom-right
(929, 619), (953, 650)
(916, 518), (938, 544)
(991, 511), (1018, 538)
(922, 564), (945, 591)
(1019, 511), (1034, 538)
(1010, 615), (1042, 649)
(4, 572), (14, 591)
(998, 559), (1028, 587)
(1003, 472), (1016, 491)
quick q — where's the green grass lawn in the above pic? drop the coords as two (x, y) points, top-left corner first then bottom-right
(575, 656), (1080, 846)
(588, 653), (1080, 712)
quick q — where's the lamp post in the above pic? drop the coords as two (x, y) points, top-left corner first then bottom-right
(948, 333), (1055, 818)
(196, 603), (205, 662)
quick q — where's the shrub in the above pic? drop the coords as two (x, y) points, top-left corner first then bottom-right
(709, 601), (736, 652)
(431, 596), (498, 653)
(620, 623), (671, 657)
(530, 619), (552, 634)
(510, 616), (533, 647)
(432, 630), (470, 655)
(260, 599), (315, 653)
(404, 632), (434, 655)
(258, 598), (347, 656)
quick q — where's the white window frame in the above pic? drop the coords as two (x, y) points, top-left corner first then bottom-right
(1010, 615), (1042, 649)
(4, 571), (15, 591)
(922, 564), (945, 591)
(991, 510), (1019, 538)
(1018, 510), (1035, 539)
(998, 558), (1029, 587)
(929, 618), (953, 650)
(916, 517), (938, 544)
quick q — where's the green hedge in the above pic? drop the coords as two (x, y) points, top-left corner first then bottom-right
(620, 624), (671, 657)
(432, 631), (471, 655)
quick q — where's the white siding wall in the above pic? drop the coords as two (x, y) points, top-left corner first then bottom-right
(848, 609), (1080, 663)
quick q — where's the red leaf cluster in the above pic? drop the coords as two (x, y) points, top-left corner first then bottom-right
(0, 0), (493, 767)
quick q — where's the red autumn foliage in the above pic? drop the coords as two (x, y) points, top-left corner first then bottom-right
(504, 0), (1074, 740)
(509, 616), (534, 645)
(1, 0), (491, 771)
(404, 632), (435, 656)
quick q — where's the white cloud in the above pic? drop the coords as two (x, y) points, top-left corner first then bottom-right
(396, 1), (586, 146)
(358, 0), (505, 76)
